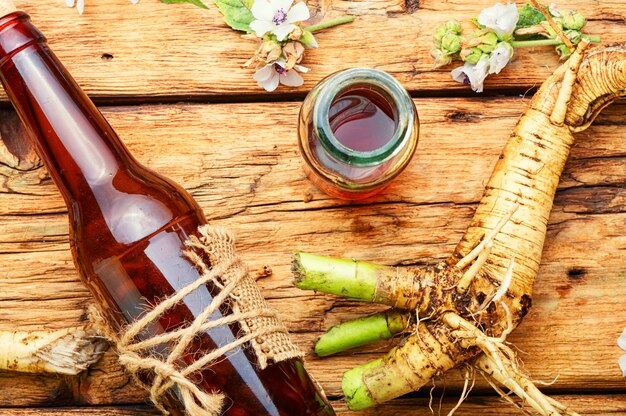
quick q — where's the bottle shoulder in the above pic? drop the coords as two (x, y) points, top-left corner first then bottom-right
(73, 163), (205, 248)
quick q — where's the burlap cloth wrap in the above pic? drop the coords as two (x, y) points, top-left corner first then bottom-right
(93, 225), (303, 416)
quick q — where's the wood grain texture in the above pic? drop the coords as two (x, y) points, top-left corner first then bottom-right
(1, 394), (626, 415)
(0, 0), (622, 101)
(0, 394), (626, 416)
(0, 96), (624, 414)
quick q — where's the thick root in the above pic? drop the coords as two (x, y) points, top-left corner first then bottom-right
(342, 320), (470, 410)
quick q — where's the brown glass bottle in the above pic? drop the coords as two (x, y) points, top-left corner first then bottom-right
(0, 11), (334, 416)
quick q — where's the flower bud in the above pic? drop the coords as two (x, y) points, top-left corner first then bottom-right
(299, 29), (318, 48)
(445, 19), (463, 35)
(242, 39), (283, 69)
(441, 33), (462, 54)
(477, 31), (499, 53)
(289, 26), (304, 41)
(260, 39), (283, 63)
(562, 11), (585, 30)
(433, 24), (448, 48)
(431, 48), (453, 68)
(282, 41), (305, 70)
(565, 29), (582, 44)
(461, 47), (484, 65)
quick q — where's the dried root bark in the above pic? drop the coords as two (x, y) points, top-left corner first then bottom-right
(295, 42), (626, 414)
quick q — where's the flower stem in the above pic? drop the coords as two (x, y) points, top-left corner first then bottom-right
(314, 310), (410, 357)
(307, 16), (355, 33)
(511, 35), (600, 48)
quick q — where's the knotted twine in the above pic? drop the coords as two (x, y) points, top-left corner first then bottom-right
(94, 225), (303, 416)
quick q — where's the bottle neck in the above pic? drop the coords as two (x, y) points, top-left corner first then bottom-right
(0, 12), (131, 202)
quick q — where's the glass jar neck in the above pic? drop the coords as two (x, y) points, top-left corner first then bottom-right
(312, 68), (416, 167)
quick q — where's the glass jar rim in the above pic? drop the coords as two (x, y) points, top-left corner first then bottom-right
(312, 68), (415, 167)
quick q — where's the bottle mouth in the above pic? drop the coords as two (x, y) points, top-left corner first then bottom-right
(312, 68), (415, 167)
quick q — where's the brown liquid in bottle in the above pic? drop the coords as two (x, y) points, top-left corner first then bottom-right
(0, 12), (334, 416)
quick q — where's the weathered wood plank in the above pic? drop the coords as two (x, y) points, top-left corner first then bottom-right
(0, 98), (624, 407)
(2, 394), (626, 415)
(1, 0), (622, 100)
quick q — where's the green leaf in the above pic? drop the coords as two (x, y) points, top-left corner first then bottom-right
(516, 4), (546, 30)
(160, 0), (209, 9)
(213, 0), (256, 32)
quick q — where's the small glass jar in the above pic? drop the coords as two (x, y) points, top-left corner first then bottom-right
(298, 68), (419, 200)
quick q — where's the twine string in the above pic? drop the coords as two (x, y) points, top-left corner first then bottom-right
(106, 225), (302, 416)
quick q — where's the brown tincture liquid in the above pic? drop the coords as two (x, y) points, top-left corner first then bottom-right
(329, 92), (396, 152)
(0, 12), (334, 416)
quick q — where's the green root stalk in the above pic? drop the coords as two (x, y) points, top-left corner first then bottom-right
(314, 309), (410, 357)
(293, 252), (386, 302)
(294, 251), (451, 311)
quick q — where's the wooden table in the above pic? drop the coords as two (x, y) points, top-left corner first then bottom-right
(0, 0), (624, 414)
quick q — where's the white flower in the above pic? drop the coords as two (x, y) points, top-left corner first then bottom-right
(451, 55), (490, 93)
(618, 328), (626, 376)
(254, 60), (309, 91)
(250, 0), (310, 41)
(548, 2), (561, 17)
(478, 3), (519, 38)
(489, 42), (513, 74)
(66, 0), (138, 15)
(65, 0), (84, 14)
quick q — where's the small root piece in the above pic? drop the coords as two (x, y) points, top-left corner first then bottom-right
(428, 379), (436, 415)
(550, 39), (591, 125)
(473, 259), (515, 315)
(481, 374), (535, 416)
(446, 366), (475, 416)
(444, 312), (576, 416)
(456, 240), (493, 294)
(455, 202), (519, 271)
(454, 201), (518, 295)
(545, 395), (581, 416)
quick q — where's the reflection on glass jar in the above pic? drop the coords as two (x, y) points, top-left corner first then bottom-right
(298, 68), (419, 200)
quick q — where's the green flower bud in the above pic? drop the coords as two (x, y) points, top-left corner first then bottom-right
(445, 19), (463, 35)
(565, 29), (582, 44)
(299, 30), (318, 48)
(430, 48), (454, 68)
(462, 47), (484, 65)
(555, 44), (572, 59)
(477, 31), (499, 53)
(434, 24), (448, 47)
(562, 11), (586, 30)
(441, 33), (462, 54)
(434, 19), (463, 48)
